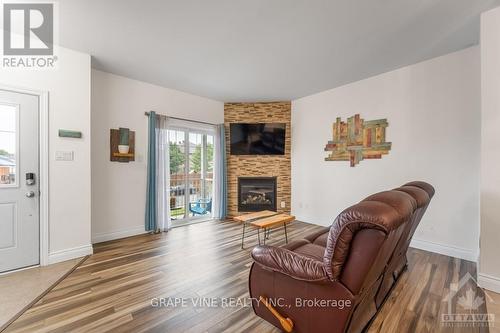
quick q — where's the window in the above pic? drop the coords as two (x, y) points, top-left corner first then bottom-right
(0, 103), (18, 186)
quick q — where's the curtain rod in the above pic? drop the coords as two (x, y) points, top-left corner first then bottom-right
(144, 111), (218, 126)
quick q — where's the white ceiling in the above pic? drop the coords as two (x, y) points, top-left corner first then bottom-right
(59, 0), (500, 102)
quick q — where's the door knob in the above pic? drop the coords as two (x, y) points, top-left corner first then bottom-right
(26, 191), (35, 198)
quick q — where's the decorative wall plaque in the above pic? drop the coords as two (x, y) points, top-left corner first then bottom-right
(58, 129), (82, 138)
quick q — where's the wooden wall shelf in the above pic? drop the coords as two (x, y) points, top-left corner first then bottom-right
(113, 153), (135, 158)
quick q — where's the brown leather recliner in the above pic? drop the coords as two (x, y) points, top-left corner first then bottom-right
(249, 181), (434, 333)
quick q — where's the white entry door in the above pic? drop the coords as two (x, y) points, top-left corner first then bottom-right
(0, 89), (40, 273)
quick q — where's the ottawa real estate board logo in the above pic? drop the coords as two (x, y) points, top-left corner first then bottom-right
(1, 1), (58, 69)
(442, 273), (495, 328)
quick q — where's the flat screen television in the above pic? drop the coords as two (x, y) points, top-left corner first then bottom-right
(230, 123), (286, 155)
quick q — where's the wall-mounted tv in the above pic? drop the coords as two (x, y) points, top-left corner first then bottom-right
(230, 123), (286, 155)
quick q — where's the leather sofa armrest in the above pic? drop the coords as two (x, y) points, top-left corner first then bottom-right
(251, 245), (330, 282)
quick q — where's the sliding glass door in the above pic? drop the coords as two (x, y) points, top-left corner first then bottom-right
(168, 128), (214, 226)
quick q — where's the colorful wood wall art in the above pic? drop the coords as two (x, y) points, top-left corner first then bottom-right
(324, 114), (391, 167)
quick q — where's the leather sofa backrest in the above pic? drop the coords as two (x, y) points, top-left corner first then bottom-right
(391, 183), (433, 257)
(404, 181), (435, 198)
(323, 189), (417, 282)
(385, 182), (435, 274)
(397, 181), (435, 241)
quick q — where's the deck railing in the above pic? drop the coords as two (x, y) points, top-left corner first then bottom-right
(169, 173), (213, 219)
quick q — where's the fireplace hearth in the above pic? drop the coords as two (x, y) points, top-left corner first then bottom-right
(238, 177), (277, 212)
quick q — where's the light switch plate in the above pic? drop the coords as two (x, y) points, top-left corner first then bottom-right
(55, 151), (74, 161)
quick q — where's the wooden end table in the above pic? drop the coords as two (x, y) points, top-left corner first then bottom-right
(234, 210), (295, 249)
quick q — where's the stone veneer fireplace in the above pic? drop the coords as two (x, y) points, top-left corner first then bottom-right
(225, 102), (291, 217)
(238, 177), (277, 212)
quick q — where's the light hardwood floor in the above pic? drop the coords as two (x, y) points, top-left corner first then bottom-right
(4, 220), (497, 333)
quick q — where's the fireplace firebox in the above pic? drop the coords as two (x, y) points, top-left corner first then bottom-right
(238, 177), (277, 212)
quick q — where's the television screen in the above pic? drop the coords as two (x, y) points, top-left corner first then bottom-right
(230, 123), (286, 155)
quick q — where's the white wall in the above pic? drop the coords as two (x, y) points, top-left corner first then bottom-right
(0, 47), (92, 263)
(291, 47), (481, 261)
(91, 70), (223, 243)
(479, 7), (500, 293)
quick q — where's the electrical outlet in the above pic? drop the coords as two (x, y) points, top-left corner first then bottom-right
(280, 201), (286, 208)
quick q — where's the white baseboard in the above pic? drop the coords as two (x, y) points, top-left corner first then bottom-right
(410, 238), (478, 262)
(478, 273), (500, 293)
(92, 225), (147, 244)
(48, 244), (93, 265)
